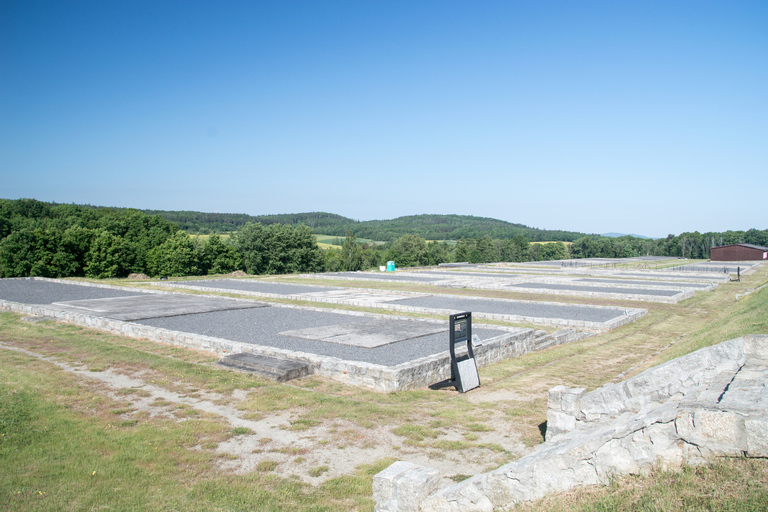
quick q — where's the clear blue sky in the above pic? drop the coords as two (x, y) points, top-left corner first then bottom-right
(2, 1), (766, 237)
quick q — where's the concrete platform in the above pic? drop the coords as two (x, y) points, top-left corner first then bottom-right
(293, 268), (702, 303)
(217, 353), (312, 381)
(156, 279), (645, 331)
(50, 294), (267, 321)
(0, 277), (561, 392)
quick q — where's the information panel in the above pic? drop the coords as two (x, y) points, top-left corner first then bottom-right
(449, 312), (480, 393)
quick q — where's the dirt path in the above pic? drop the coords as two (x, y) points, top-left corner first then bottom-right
(0, 341), (528, 485)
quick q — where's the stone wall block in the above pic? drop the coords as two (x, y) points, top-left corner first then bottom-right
(561, 387), (586, 414)
(577, 392), (608, 423)
(678, 409), (747, 456)
(710, 339), (748, 373)
(373, 461), (440, 512)
(594, 438), (640, 478)
(743, 335), (768, 359)
(745, 416), (768, 457)
(675, 347), (715, 375)
(546, 411), (576, 441)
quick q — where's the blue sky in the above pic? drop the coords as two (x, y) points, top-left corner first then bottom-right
(1, 1), (766, 237)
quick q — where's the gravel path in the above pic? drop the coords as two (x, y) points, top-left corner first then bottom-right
(577, 278), (711, 289)
(390, 296), (622, 322)
(0, 279), (144, 304)
(507, 283), (680, 297)
(182, 279), (337, 295)
(413, 271), (521, 278)
(325, 272), (441, 282)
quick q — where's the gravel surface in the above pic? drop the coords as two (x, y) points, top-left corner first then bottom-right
(578, 278), (711, 289)
(0, 279), (145, 304)
(414, 271), (521, 278)
(325, 272), (441, 282)
(137, 307), (508, 366)
(671, 263), (753, 272)
(508, 283), (680, 297)
(181, 279), (337, 295)
(390, 296), (623, 322)
(615, 272), (722, 279)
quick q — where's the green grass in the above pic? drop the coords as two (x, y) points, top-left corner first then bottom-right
(314, 234), (383, 248)
(515, 458), (768, 512)
(1, 265), (767, 510)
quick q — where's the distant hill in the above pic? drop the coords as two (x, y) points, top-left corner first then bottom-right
(601, 232), (653, 239)
(142, 209), (586, 242)
(141, 209), (354, 234)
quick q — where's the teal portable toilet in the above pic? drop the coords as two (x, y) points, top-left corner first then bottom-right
(386, 261), (395, 272)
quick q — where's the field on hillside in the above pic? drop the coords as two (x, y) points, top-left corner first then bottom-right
(188, 233), (233, 242)
(314, 234), (384, 249)
(1, 265), (767, 511)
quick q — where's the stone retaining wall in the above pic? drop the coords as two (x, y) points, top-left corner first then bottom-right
(374, 334), (768, 510)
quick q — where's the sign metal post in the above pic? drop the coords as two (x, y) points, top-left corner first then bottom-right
(432, 312), (480, 393)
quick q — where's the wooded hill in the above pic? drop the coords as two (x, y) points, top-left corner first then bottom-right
(141, 209), (585, 242)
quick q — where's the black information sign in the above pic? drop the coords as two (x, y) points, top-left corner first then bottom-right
(431, 312), (480, 393)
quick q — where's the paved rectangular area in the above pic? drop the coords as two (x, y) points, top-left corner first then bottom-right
(0, 278), (512, 367)
(183, 279), (337, 295)
(416, 271), (521, 278)
(0, 278), (146, 304)
(506, 282), (681, 297)
(157, 278), (644, 327)
(279, 319), (446, 348)
(324, 272), (442, 282)
(51, 294), (267, 321)
(136, 308), (507, 366)
(389, 296), (625, 323)
(577, 278), (712, 289)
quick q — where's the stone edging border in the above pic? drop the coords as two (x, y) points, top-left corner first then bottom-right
(153, 280), (646, 332)
(1, 277), (592, 392)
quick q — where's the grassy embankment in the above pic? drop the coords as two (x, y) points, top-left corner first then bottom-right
(1, 265), (767, 511)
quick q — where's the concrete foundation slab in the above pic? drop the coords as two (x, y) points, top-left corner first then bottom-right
(183, 279), (336, 295)
(155, 278), (646, 331)
(386, 295), (644, 331)
(51, 294), (267, 321)
(2, 278), (559, 391)
(279, 319), (446, 348)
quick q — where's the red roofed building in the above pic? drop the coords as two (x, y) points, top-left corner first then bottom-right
(710, 243), (768, 261)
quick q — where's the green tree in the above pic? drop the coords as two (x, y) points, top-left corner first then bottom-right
(341, 231), (362, 271)
(360, 244), (384, 269)
(0, 228), (60, 277)
(539, 242), (568, 261)
(146, 231), (199, 277)
(427, 241), (449, 266)
(235, 223), (323, 275)
(324, 248), (343, 272)
(474, 235), (496, 263)
(84, 231), (133, 278)
(386, 234), (428, 268)
(511, 235), (530, 262)
(453, 239), (473, 263)
(200, 235), (241, 275)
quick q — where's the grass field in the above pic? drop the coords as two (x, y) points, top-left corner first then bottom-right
(188, 233), (233, 243)
(314, 234), (385, 250)
(1, 264), (767, 511)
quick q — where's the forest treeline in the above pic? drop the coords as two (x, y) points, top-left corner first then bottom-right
(1, 199), (766, 278)
(140, 209), (584, 242)
(0, 199), (322, 278)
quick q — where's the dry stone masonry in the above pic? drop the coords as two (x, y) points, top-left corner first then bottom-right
(374, 334), (768, 511)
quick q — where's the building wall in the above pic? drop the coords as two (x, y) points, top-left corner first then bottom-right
(711, 245), (768, 261)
